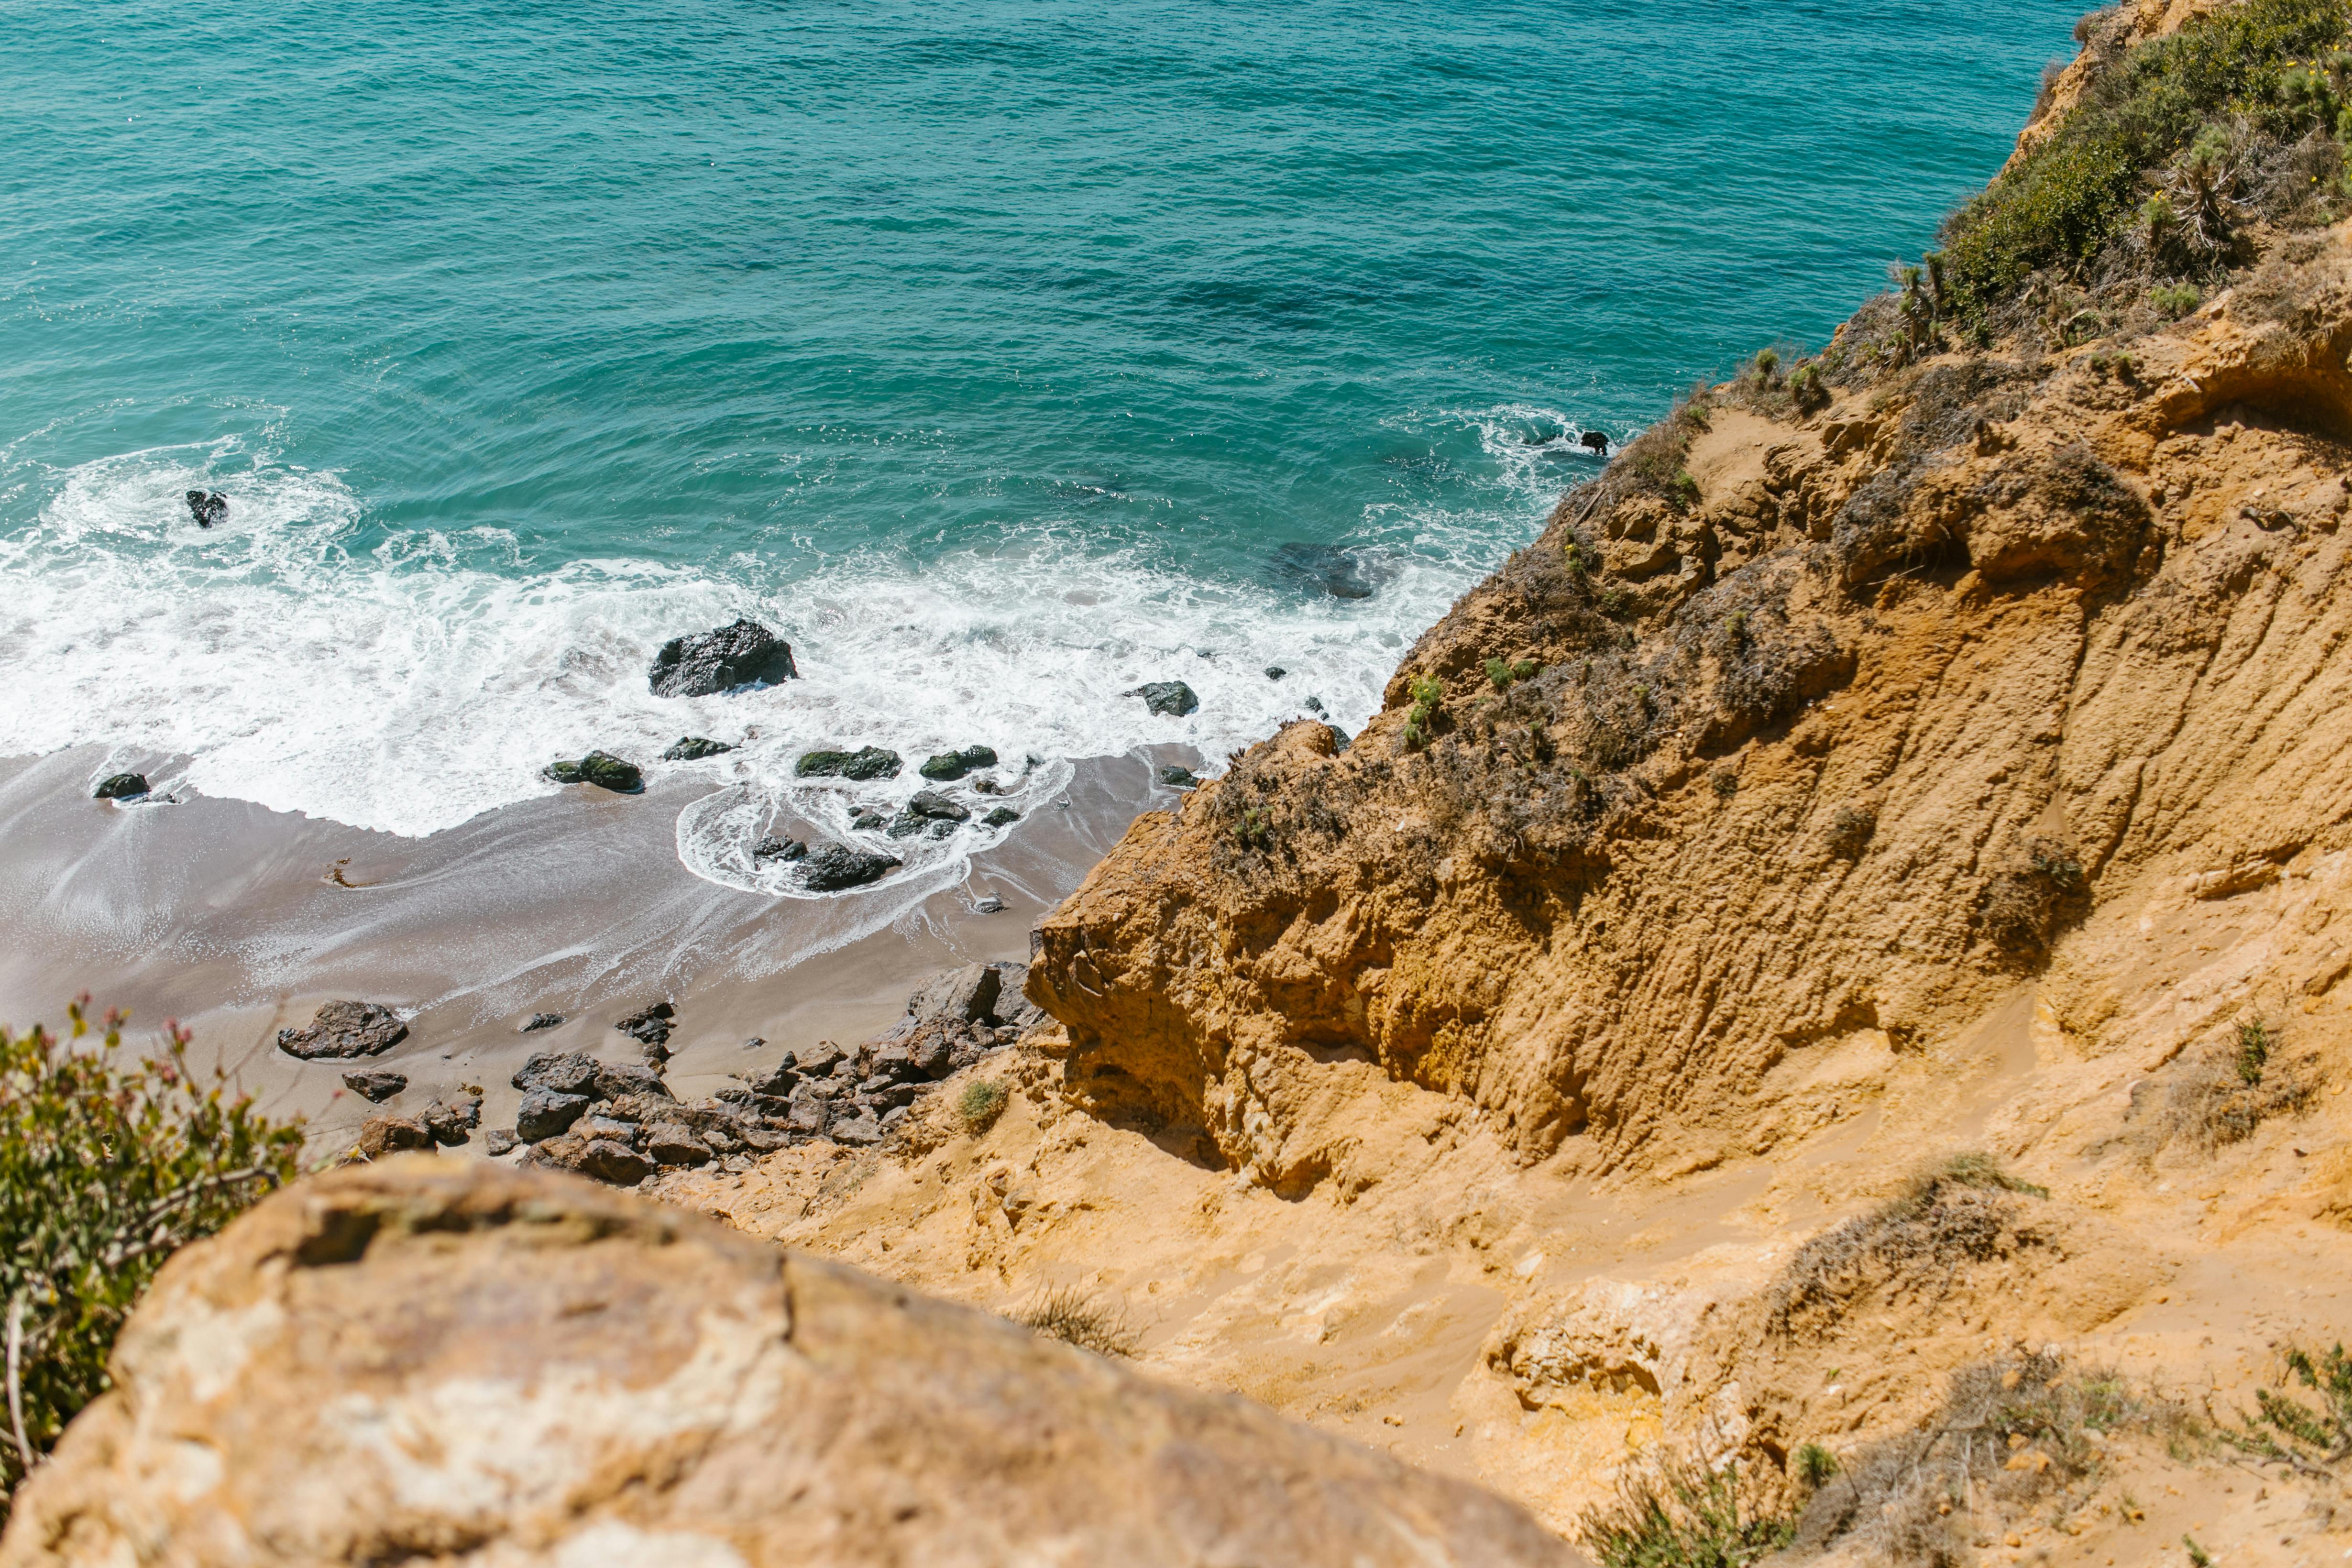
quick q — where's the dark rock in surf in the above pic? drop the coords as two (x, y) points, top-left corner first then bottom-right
(1159, 765), (1199, 789)
(93, 773), (149, 800)
(1264, 666), (1287, 680)
(981, 806), (1021, 827)
(1269, 541), (1376, 600)
(847, 805), (889, 831)
(1129, 681), (1199, 718)
(754, 834), (808, 861)
(796, 747), (902, 780)
(663, 736), (736, 761)
(341, 1069), (407, 1103)
(906, 790), (968, 822)
(802, 842), (901, 892)
(185, 490), (227, 528)
(278, 1001), (408, 1061)
(648, 618), (798, 699)
(519, 1012), (564, 1032)
(919, 746), (999, 781)
(544, 751), (643, 792)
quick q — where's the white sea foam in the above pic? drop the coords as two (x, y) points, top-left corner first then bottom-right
(0, 408), (1579, 891)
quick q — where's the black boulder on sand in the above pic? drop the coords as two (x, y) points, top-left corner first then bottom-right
(802, 841), (901, 891)
(341, 1069), (407, 1102)
(795, 746), (902, 780)
(648, 618), (798, 698)
(278, 1000), (407, 1060)
(543, 751), (642, 791)
(1128, 680), (1198, 717)
(92, 773), (149, 800)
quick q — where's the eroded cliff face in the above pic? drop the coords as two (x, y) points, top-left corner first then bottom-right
(1026, 220), (2352, 1194)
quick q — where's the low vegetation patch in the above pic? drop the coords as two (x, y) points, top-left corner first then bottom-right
(1793, 1352), (2198, 1566)
(956, 1078), (1009, 1137)
(1578, 1458), (1791, 1568)
(2132, 1016), (2314, 1153)
(1767, 1153), (2050, 1340)
(2225, 1340), (2352, 1474)
(1015, 1285), (1139, 1358)
(0, 1000), (303, 1510)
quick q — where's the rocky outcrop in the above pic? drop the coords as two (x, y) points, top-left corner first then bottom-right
(1028, 219), (2352, 1190)
(275, 1001), (407, 1061)
(1128, 680), (1199, 717)
(0, 1160), (1574, 1568)
(647, 617), (798, 698)
(802, 841), (900, 891)
(90, 773), (147, 800)
(663, 735), (736, 760)
(919, 745), (998, 780)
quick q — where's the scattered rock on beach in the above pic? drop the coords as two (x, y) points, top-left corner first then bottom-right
(982, 805), (1021, 827)
(907, 789), (969, 822)
(278, 1001), (408, 1061)
(648, 618), (798, 698)
(516, 1089), (593, 1142)
(1159, 765), (1199, 789)
(847, 805), (888, 830)
(754, 834), (808, 861)
(513, 1050), (600, 1096)
(663, 735), (736, 761)
(341, 1069), (407, 1102)
(974, 893), (1006, 914)
(519, 1011), (563, 1032)
(1128, 680), (1198, 717)
(419, 1094), (482, 1147)
(544, 751), (643, 791)
(483, 1128), (518, 1157)
(348, 1114), (433, 1160)
(92, 772), (150, 800)
(918, 746), (998, 781)
(803, 842), (901, 891)
(797, 746), (902, 780)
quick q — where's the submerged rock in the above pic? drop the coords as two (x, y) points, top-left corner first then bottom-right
(1265, 665), (1287, 680)
(1269, 540), (1377, 599)
(647, 618), (798, 698)
(340, 1069), (407, 1103)
(803, 842), (901, 891)
(543, 751), (643, 791)
(92, 773), (149, 801)
(184, 489), (227, 528)
(277, 1001), (407, 1061)
(662, 735), (736, 761)
(918, 745), (999, 781)
(1128, 680), (1198, 717)
(796, 746), (903, 780)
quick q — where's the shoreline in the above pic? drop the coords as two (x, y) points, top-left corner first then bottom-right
(0, 742), (1184, 1150)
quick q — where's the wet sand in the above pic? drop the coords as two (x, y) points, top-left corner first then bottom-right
(0, 744), (1187, 1150)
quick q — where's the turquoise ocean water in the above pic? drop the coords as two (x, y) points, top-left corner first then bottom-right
(1, 0), (2078, 888)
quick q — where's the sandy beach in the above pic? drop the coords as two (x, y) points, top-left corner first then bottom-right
(0, 743), (1191, 1151)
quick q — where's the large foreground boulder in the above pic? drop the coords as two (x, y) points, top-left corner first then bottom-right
(0, 1161), (1577, 1568)
(648, 618), (799, 698)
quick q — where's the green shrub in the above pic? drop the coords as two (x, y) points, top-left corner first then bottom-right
(1941, 0), (2352, 311)
(2224, 1341), (2352, 1472)
(1795, 1442), (1839, 1489)
(1403, 675), (1445, 752)
(2151, 279), (2204, 315)
(0, 1000), (303, 1507)
(2235, 1017), (2274, 1085)
(956, 1078), (1010, 1137)
(1580, 1458), (1791, 1568)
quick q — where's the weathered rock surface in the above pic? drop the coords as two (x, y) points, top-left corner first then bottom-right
(542, 750), (642, 791)
(795, 746), (901, 780)
(918, 745), (998, 780)
(802, 841), (900, 891)
(648, 617), (798, 698)
(275, 1001), (407, 1061)
(663, 735), (736, 760)
(0, 1160), (1574, 1568)
(90, 773), (148, 800)
(515, 1088), (591, 1141)
(1128, 680), (1199, 717)
(339, 1069), (406, 1102)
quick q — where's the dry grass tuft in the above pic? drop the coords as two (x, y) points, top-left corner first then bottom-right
(1016, 1285), (1140, 1359)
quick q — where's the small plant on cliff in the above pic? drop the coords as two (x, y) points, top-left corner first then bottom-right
(1402, 675), (1444, 752)
(1484, 657), (1541, 692)
(1016, 1285), (1140, 1358)
(2224, 1341), (2352, 1473)
(1579, 1457), (1791, 1568)
(956, 1078), (1010, 1137)
(0, 999), (303, 1507)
